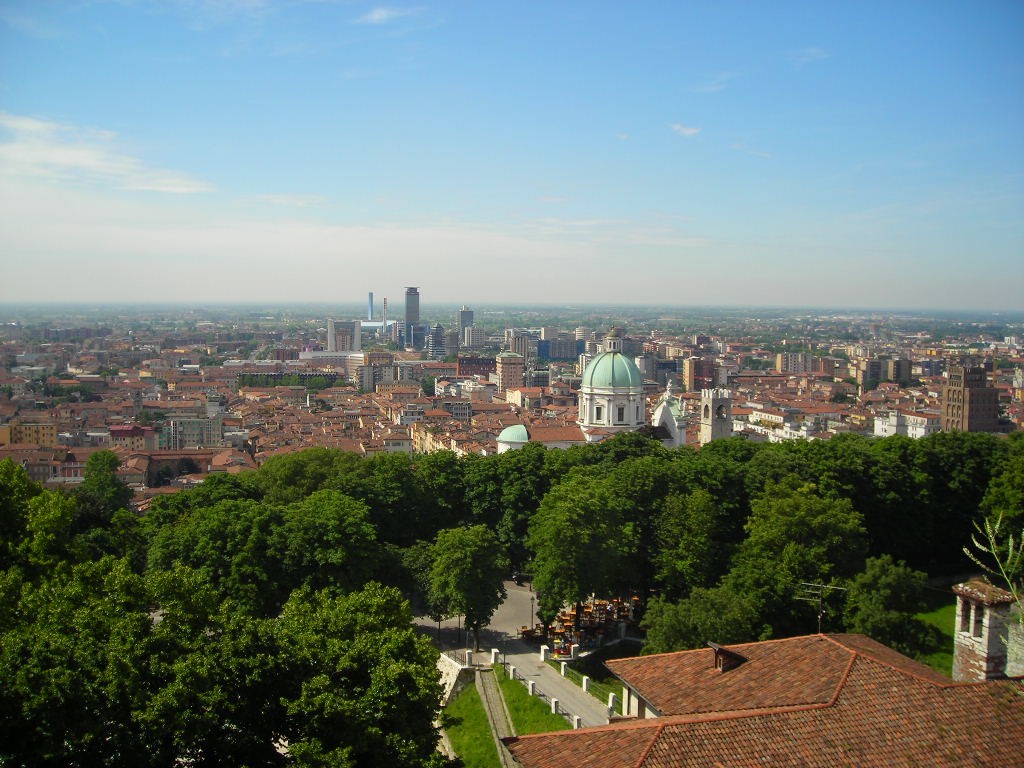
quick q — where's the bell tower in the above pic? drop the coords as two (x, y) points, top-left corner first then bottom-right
(699, 388), (732, 445)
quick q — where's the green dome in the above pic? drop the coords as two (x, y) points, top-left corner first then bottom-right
(497, 424), (530, 443)
(581, 351), (643, 390)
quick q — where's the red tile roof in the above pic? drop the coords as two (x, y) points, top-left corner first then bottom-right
(504, 633), (1024, 768)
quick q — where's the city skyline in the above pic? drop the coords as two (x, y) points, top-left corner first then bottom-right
(1, 2), (1022, 310)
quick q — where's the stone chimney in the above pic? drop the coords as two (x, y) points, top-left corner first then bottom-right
(951, 579), (1022, 681)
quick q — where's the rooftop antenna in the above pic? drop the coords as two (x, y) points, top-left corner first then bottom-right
(796, 582), (847, 634)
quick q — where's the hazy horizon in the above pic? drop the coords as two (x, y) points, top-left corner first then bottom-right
(1, 2), (1022, 309)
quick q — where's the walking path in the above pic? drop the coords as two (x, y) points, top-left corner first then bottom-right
(417, 580), (614, 726)
(500, 637), (611, 728)
(475, 668), (518, 768)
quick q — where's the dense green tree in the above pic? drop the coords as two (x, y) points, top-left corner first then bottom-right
(590, 431), (668, 466)
(276, 584), (445, 767)
(255, 448), (358, 505)
(147, 499), (287, 616)
(653, 488), (726, 599)
(18, 490), (77, 573)
(742, 442), (814, 498)
(0, 459), (39, 568)
(280, 490), (382, 593)
(1, 558), (444, 767)
(862, 435), (932, 565)
(842, 555), (931, 656)
(915, 431), (1007, 569)
(429, 525), (508, 651)
(413, 450), (470, 535)
(641, 585), (764, 654)
(75, 449), (133, 521)
(726, 480), (867, 636)
(527, 470), (639, 626)
(330, 452), (430, 548)
(464, 442), (553, 569)
(401, 539), (441, 618)
(0, 557), (156, 765)
(980, 453), (1024, 528)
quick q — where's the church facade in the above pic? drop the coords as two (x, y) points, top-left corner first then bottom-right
(576, 329), (646, 443)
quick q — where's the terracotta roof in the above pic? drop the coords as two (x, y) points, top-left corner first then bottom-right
(527, 424), (586, 443)
(505, 634), (1024, 768)
(952, 578), (1015, 605)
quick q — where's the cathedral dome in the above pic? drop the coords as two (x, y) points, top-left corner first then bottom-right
(581, 351), (643, 390)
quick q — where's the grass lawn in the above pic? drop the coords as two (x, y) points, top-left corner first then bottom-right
(495, 664), (572, 734)
(441, 683), (500, 768)
(915, 587), (956, 676)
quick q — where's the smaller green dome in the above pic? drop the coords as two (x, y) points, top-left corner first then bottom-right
(498, 424), (530, 443)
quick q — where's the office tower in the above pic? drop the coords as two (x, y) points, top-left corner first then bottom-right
(333, 321), (361, 353)
(326, 318), (336, 352)
(444, 328), (461, 356)
(464, 326), (486, 348)
(425, 324), (446, 359)
(405, 287), (420, 348)
(458, 306), (474, 335)
(368, 292), (374, 321)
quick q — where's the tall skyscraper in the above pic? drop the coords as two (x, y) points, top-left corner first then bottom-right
(368, 292), (374, 321)
(458, 305), (474, 335)
(326, 318), (336, 352)
(405, 287), (420, 348)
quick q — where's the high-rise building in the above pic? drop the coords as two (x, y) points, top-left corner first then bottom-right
(495, 352), (526, 394)
(333, 320), (361, 352)
(463, 327), (486, 349)
(885, 358), (912, 384)
(444, 328), (461, 357)
(506, 330), (537, 360)
(404, 287), (420, 348)
(775, 351), (813, 373)
(681, 356), (714, 392)
(325, 319), (361, 353)
(458, 306), (474, 335)
(425, 324), (446, 359)
(941, 365), (999, 433)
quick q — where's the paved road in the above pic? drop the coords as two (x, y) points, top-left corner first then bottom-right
(416, 580), (614, 729)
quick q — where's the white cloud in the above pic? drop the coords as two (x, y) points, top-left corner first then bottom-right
(354, 7), (419, 25)
(731, 142), (773, 159)
(0, 112), (213, 194)
(253, 194), (326, 207)
(670, 123), (701, 137)
(790, 47), (830, 67)
(0, 6), (61, 39)
(692, 72), (735, 93)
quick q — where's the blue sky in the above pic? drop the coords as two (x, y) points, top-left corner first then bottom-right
(1, 1), (1021, 310)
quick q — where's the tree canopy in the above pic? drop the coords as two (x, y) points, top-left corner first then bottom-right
(0, 425), (1018, 761)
